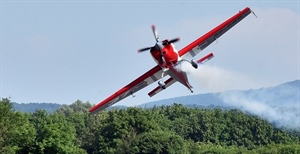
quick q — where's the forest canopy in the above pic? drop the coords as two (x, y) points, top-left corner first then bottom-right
(1, 98), (299, 154)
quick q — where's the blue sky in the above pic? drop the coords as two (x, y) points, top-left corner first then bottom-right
(1, 1), (299, 106)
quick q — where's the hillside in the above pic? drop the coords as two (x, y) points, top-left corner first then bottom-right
(12, 102), (61, 113)
(12, 80), (299, 113)
(138, 80), (299, 108)
(138, 80), (300, 130)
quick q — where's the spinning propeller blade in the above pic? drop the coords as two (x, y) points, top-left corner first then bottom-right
(138, 47), (152, 53)
(168, 37), (180, 44)
(152, 25), (159, 42)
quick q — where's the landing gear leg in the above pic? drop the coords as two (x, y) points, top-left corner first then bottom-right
(181, 59), (198, 69)
(158, 69), (166, 89)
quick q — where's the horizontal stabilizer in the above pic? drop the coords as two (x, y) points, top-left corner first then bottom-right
(148, 77), (176, 97)
(197, 53), (214, 64)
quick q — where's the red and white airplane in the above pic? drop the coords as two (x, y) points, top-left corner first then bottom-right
(90, 7), (256, 114)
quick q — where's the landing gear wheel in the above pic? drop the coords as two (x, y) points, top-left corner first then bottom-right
(158, 81), (166, 89)
(191, 59), (198, 69)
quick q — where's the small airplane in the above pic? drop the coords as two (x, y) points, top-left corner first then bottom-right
(90, 7), (256, 114)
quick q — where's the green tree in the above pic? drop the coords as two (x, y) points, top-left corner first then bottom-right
(55, 100), (92, 116)
(0, 98), (36, 153)
(0, 98), (13, 152)
(29, 110), (86, 153)
(130, 131), (187, 154)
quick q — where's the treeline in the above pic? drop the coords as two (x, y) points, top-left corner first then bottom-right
(12, 102), (61, 113)
(1, 98), (300, 154)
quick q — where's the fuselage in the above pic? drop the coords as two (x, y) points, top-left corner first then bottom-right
(150, 42), (181, 68)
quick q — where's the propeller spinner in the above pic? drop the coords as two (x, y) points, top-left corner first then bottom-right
(137, 25), (180, 53)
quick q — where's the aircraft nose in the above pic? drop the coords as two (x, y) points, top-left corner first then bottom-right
(154, 43), (164, 51)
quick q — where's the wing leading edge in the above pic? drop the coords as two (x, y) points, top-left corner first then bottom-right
(89, 65), (162, 114)
(179, 7), (252, 58)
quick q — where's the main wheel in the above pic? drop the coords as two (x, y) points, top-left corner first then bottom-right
(158, 81), (166, 89)
(191, 59), (198, 69)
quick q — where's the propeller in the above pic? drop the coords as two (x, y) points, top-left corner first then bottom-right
(162, 37), (180, 45)
(137, 25), (180, 53)
(138, 47), (152, 53)
(152, 25), (159, 42)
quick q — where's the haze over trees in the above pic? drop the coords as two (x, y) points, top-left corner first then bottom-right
(1, 98), (299, 154)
